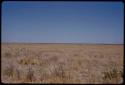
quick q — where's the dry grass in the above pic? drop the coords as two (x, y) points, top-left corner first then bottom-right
(25, 67), (35, 82)
(1, 43), (123, 84)
(102, 63), (123, 84)
(3, 65), (14, 78)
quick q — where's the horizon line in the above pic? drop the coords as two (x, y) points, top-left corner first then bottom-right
(1, 42), (123, 45)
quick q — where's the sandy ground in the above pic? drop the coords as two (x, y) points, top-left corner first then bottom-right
(1, 43), (123, 84)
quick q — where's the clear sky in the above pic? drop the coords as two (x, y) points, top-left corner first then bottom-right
(2, 1), (124, 44)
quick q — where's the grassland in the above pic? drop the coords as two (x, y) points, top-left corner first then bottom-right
(1, 43), (123, 84)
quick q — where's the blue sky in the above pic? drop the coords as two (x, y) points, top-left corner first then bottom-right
(2, 1), (124, 44)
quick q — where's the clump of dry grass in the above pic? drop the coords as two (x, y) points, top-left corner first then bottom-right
(18, 58), (40, 65)
(54, 63), (65, 79)
(3, 65), (14, 78)
(102, 68), (123, 80)
(4, 52), (13, 58)
(102, 64), (123, 84)
(51, 62), (71, 83)
(15, 69), (21, 80)
(39, 69), (50, 82)
(3, 65), (22, 82)
(25, 67), (35, 82)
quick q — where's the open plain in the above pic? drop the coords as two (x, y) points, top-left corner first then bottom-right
(1, 43), (123, 84)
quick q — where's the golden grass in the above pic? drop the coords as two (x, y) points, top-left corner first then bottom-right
(1, 43), (123, 84)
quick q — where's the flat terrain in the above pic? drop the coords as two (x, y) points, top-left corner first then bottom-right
(1, 43), (123, 84)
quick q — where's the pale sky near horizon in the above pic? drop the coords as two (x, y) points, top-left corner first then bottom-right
(2, 1), (124, 44)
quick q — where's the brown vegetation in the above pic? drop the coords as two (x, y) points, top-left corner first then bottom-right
(1, 43), (123, 84)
